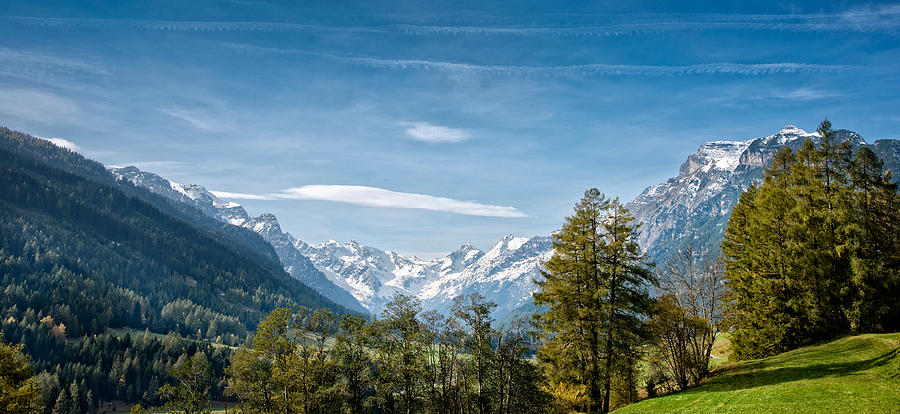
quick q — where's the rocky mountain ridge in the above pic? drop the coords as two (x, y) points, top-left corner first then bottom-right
(295, 234), (553, 318)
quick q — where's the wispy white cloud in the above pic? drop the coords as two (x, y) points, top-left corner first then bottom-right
(1, 16), (382, 34)
(393, 7), (900, 36)
(209, 190), (275, 200)
(275, 185), (526, 217)
(704, 86), (842, 106)
(0, 47), (108, 80)
(222, 43), (851, 77)
(160, 108), (224, 131)
(769, 88), (838, 101)
(836, 4), (900, 32)
(347, 57), (849, 76)
(0, 89), (78, 122)
(404, 122), (470, 143)
(211, 184), (526, 217)
(38, 136), (81, 152)
(5, 7), (899, 36)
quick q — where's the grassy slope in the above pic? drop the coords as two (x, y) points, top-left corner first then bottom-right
(616, 333), (900, 413)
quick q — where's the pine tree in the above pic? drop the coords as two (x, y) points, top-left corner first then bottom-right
(847, 147), (900, 331)
(67, 382), (81, 414)
(534, 189), (654, 413)
(51, 389), (70, 414)
(723, 148), (802, 357)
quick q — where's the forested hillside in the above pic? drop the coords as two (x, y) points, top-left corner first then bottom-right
(0, 127), (349, 409)
(0, 147), (343, 337)
(0, 127), (292, 280)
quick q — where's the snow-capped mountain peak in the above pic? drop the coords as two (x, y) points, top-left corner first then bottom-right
(778, 124), (804, 134)
(763, 124), (818, 145)
(680, 140), (751, 176)
(292, 233), (552, 318)
(628, 125), (895, 265)
(110, 166), (251, 226)
(678, 125), (822, 177)
(442, 243), (485, 272)
(486, 234), (530, 256)
(246, 213), (283, 237)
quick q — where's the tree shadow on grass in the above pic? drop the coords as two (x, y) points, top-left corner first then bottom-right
(696, 347), (898, 392)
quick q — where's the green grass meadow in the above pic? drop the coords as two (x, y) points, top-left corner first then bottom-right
(616, 333), (900, 413)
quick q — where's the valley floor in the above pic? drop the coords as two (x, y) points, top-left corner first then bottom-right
(615, 333), (900, 413)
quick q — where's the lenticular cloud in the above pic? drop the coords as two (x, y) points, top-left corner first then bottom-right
(274, 185), (527, 218)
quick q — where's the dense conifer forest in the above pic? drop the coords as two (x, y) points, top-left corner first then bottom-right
(0, 128), (349, 411)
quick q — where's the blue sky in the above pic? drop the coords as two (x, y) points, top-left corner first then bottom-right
(2, 0), (899, 258)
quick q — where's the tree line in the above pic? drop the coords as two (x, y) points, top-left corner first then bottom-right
(1, 315), (229, 413)
(219, 293), (549, 414)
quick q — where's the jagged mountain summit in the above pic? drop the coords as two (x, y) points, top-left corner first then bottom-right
(626, 125), (897, 264)
(296, 235), (552, 318)
(109, 166), (249, 226)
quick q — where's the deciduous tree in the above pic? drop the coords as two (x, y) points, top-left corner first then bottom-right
(0, 339), (42, 413)
(158, 352), (212, 414)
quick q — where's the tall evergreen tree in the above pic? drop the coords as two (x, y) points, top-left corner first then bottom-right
(51, 389), (70, 414)
(534, 189), (654, 413)
(847, 147), (900, 331)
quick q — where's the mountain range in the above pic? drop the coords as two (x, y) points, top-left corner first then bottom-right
(110, 125), (900, 321)
(111, 165), (551, 319)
